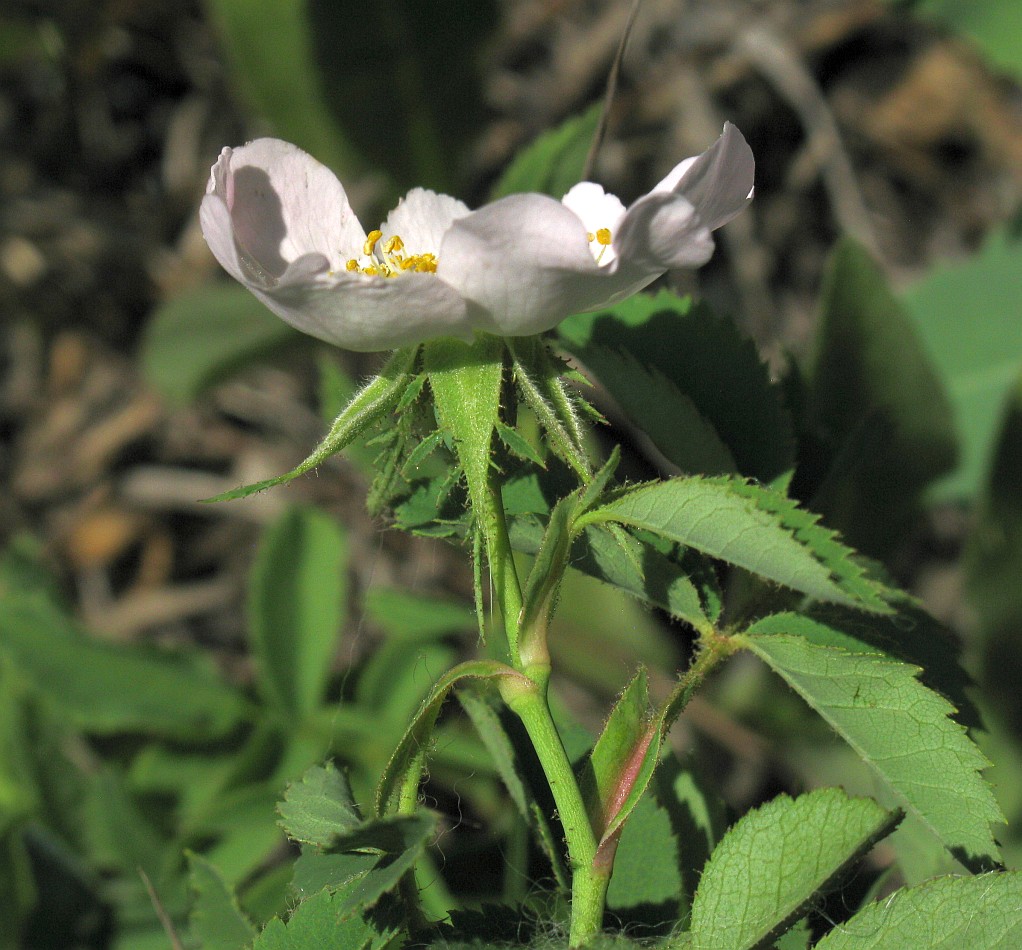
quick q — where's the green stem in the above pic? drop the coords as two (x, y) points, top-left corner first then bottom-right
(484, 468), (524, 663)
(502, 678), (603, 947)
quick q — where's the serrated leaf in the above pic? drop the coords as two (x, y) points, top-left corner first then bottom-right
(559, 291), (794, 483)
(253, 888), (397, 950)
(207, 347), (419, 501)
(742, 630), (1003, 871)
(491, 104), (601, 199)
(277, 763), (361, 848)
(814, 872), (1022, 949)
(0, 593), (250, 739)
(248, 506), (347, 720)
(579, 347), (739, 475)
(142, 284), (297, 405)
(187, 853), (256, 950)
(583, 477), (892, 613)
(689, 789), (899, 950)
(770, 604), (981, 729)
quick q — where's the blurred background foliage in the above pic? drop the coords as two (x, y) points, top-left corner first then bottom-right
(0, 0), (1021, 946)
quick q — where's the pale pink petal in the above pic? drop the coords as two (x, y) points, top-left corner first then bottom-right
(205, 139), (366, 279)
(382, 188), (471, 256)
(614, 192), (715, 271)
(561, 182), (627, 265)
(654, 122), (755, 231)
(439, 193), (656, 336)
(253, 270), (474, 351)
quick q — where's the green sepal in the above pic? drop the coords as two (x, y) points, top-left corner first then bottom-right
(580, 670), (653, 843)
(205, 347), (420, 501)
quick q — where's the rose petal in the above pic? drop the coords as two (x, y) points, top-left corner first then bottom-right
(208, 139), (366, 277)
(614, 192), (715, 271)
(440, 193), (652, 336)
(655, 122), (755, 231)
(248, 269), (474, 352)
(561, 182), (627, 265)
(382, 188), (471, 256)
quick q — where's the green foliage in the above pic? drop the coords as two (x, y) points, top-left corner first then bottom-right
(813, 872), (1022, 949)
(491, 105), (602, 200)
(188, 853), (257, 950)
(141, 284), (297, 404)
(911, 0), (1022, 80)
(0, 592), (250, 739)
(253, 887), (398, 950)
(204, 0), (364, 180)
(687, 789), (898, 949)
(559, 290), (795, 483)
(903, 229), (1022, 498)
(743, 626), (1004, 871)
(248, 506), (349, 720)
(809, 240), (957, 552)
(583, 476), (893, 613)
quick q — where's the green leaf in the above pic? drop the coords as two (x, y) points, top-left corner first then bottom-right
(253, 888), (397, 950)
(583, 477), (892, 612)
(689, 789), (899, 950)
(277, 763), (362, 848)
(141, 284), (297, 405)
(559, 291), (794, 483)
(205, 0), (363, 179)
(187, 853), (257, 950)
(743, 629), (1004, 871)
(912, 1), (1022, 81)
(375, 660), (529, 816)
(248, 507), (348, 720)
(363, 587), (476, 642)
(578, 348), (738, 474)
(809, 240), (957, 549)
(491, 104), (601, 199)
(904, 229), (1022, 498)
(0, 593), (250, 739)
(814, 871), (1022, 949)
(208, 347), (419, 501)
(605, 792), (684, 929)
(967, 372), (1022, 727)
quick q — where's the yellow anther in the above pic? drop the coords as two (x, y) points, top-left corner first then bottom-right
(364, 229), (383, 256)
(596, 228), (612, 246)
(384, 235), (404, 254)
(363, 266), (379, 276)
(587, 232), (595, 242)
(345, 259), (359, 272)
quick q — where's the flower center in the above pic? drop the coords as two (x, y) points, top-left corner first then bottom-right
(345, 229), (438, 278)
(587, 228), (613, 264)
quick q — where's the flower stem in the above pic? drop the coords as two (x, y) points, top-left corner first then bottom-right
(501, 675), (603, 946)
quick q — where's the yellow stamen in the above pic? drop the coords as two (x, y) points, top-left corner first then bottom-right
(363, 229), (383, 256)
(384, 235), (404, 254)
(587, 232), (595, 242)
(596, 228), (612, 246)
(345, 259), (359, 272)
